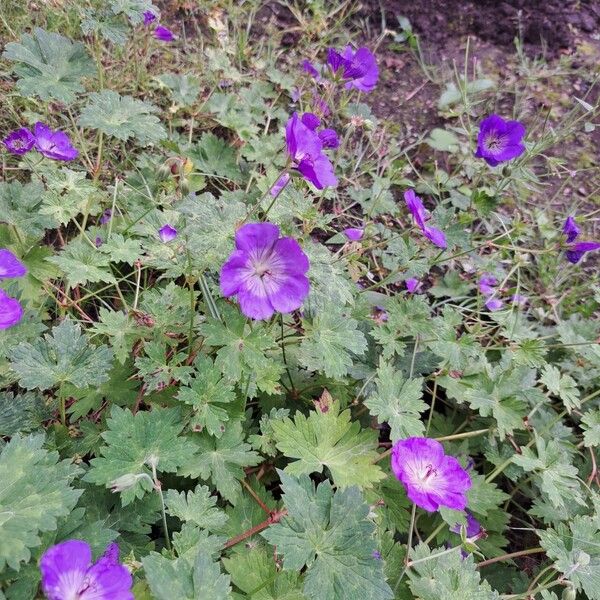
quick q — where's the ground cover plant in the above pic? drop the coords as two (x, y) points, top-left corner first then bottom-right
(0, 1), (599, 598)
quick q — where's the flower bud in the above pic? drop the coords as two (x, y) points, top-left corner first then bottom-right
(109, 473), (144, 493)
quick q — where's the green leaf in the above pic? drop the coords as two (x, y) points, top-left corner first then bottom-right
(85, 406), (197, 505)
(180, 192), (247, 274)
(298, 310), (367, 379)
(143, 549), (232, 600)
(10, 319), (113, 391)
(2, 27), (95, 103)
(39, 166), (102, 225)
(271, 395), (384, 489)
(135, 340), (194, 392)
(180, 421), (261, 502)
(165, 484), (228, 531)
(371, 296), (433, 359)
(426, 128), (460, 152)
(78, 90), (166, 145)
(188, 132), (242, 182)
(440, 365), (530, 438)
(110, 0), (155, 24)
(90, 308), (140, 365)
(365, 360), (426, 441)
(513, 436), (584, 510)
(99, 233), (142, 265)
(0, 180), (55, 239)
(200, 305), (283, 394)
(0, 391), (51, 436)
(81, 9), (129, 45)
(0, 434), (82, 571)
(261, 472), (393, 600)
(223, 543), (305, 599)
(47, 238), (116, 288)
(539, 516), (600, 599)
(407, 544), (500, 599)
(540, 365), (581, 412)
(177, 355), (236, 437)
(249, 408), (290, 457)
(157, 73), (201, 106)
(582, 410), (600, 447)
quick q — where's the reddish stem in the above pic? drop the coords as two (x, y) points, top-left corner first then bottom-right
(222, 509), (288, 551)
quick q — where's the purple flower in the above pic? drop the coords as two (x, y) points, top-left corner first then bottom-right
(154, 26), (175, 42)
(318, 128), (339, 149)
(566, 242), (600, 264)
(285, 113), (337, 189)
(302, 59), (320, 80)
(404, 189), (447, 249)
(485, 297), (504, 311)
(328, 46), (379, 92)
(99, 209), (113, 225)
(0, 249), (27, 279)
(0, 290), (24, 330)
(220, 222), (310, 320)
(450, 512), (482, 557)
(327, 48), (347, 73)
(391, 437), (472, 512)
(561, 215), (600, 264)
(475, 114), (526, 167)
(563, 216), (580, 243)
(511, 294), (528, 306)
(270, 173), (290, 197)
(312, 94), (330, 117)
(405, 278), (421, 293)
(40, 540), (133, 600)
(143, 10), (157, 25)
(301, 112), (321, 131)
(372, 550), (382, 560)
(158, 224), (178, 243)
(33, 123), (78, 161)
(343, 227), (364, 241)
(3, 128), (35, 155)
(478, 274), (497, 296)
(450, 512), (481, 538)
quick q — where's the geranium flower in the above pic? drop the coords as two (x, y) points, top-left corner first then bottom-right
(143, 10), (157, 25)
(158, 224), (178, 243)
(485, 297), (504, 311)
(561, 215), (600, 264)
(404, 189), (447, 249)
(3, 127), (35, 155)
(478, 274), (497, 296)
(154, 26), (175, 42)
(302, 59), (320, 80)
(40, 540), (133, 600)
(328, 46), (379, 92)
(405, 278), (421, 293)
(220, 222), (310, 320)
(450, 512), (483, 557)
(563, 216), (580, 243)
(270, 173), (291, 197)
(343, 227), (364, 241)
(285, 113), (337, 189)
(299, 113), (340, 148)
(475, 114), (526, 167)
(0, 249), (27, 279)
(391, 437), (472, 512)
(33, 122), (78, 161)
(0, 290), (24, 330)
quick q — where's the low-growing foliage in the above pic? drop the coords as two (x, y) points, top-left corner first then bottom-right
(0, 1), (599, 599)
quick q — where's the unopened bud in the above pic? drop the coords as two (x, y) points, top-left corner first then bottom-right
(109, 473), (145, 493)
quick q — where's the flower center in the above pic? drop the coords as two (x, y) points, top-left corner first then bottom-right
(421, 463), (437, 481)
(485, 134), (505, 152)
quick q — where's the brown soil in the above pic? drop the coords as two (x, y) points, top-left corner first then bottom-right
(361, 0), (600, 56)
